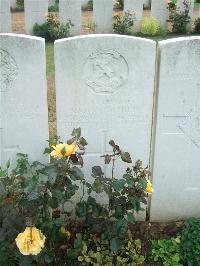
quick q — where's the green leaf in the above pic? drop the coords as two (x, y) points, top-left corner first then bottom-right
(113, 179), (126, 192)
(44, 253), (54, 263)
(70, 166), (84, 181)
(79, 137), (88, 146)
(43, 147), (51, 154)
(67, 137), (76, 145)
(110, 238), (122, 252)
(127, 212), (135, 223)
(121, 151), (132, 163)
(140, 178), (147, 190)
(116, 218), (128, 235)
(72, 127), (81, 138)
(78, 256), (84, 262)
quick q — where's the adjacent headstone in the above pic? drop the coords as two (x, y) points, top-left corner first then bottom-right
(10, 0), (17, 10)
(93, 0), (113, 33)
(59, 0), (81, 36)
(177, 0), (194, 23)
(151, 0), (168, 28)
(0, 34), (49, 166)
(24, 0), (48, 35)
(143, 0), (151, 9)
(55, 35), (156, 214)
(150, 37), (200, 221)
(124, 0), (144, 32)
(0, 0), (11, 33)
(48, 0), (55, 6)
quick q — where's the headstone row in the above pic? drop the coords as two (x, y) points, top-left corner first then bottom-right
(0, 0), (196, 34)
(1, 33), (200, 221)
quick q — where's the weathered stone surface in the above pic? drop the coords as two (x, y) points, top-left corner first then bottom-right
(55, 35), (156, 214)
(0, 0), (11, 33)
(124, 0), (143, 32)
(24, 0), (48, 34)
(59, 0), (81, 36)
(0, 34), (49, 166)
(151, 0), (168, 28)
(93, 0), (113, 33)
(150, 37), (200, 221)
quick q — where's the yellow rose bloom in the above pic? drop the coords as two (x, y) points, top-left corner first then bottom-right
(15, 227), (46, 256)
(50, 143), (77, 158)
(145, 180), (154, 194)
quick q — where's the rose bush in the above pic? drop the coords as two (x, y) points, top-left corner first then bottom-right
(0, 128), (153, 265)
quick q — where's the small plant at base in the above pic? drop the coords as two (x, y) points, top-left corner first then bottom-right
(180, 218), (200, 266)
(76, 139), (153, 252)
(84, 21), (96, 33)
(82, 0), (93, 11)
(141, 17), (161, 36)
(15, 0), (24, 11)
(168, 0), (191, 34)
(115, 0), (124, 10)
(193, 17), (200, 33)
(150, 236), (182, 266)
(33, 13), (73, 42)
(48, 2), (59, 12)
(0, 128), (152, 264)
(113, 11), (135, 35)
(77, 230), (145, 265)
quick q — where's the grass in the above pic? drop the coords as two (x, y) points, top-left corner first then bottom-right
(45, 42), (56, 140)
(194, 2), (200, 8)
(46, 42), (54, 77)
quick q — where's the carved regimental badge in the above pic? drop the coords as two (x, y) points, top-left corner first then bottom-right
(0, 49), (18, 91)
(84, 49), (129, 93)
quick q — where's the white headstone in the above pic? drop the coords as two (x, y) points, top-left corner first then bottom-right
(151, 0), (168, 28)
(124, 0), (144, 32)
(24, 0), (48, 35)
(150, 37), (200, 221)
(48, 0), (55, 6)
(143, 0), (151, 8)
(0, 0), (11, 33)
(10, 0), (17, 9)
(55, 34), (156, 211)
(177, 0), (194, 22)
(0, 34), (49, 166)
(59, 0), (81, 36)
(93, 0), (113, 33)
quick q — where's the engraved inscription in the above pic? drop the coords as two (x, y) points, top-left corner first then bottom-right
(84, 49), (129, 94)
(60, 100), (146, 130)
(163, 87), (200, 148)
(0, 49), (18, 91)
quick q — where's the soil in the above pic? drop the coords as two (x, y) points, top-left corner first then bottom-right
(131, 221), (184, 265)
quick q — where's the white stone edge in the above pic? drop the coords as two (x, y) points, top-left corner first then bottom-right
(159, 36), (200, 46)
(54, 34), (156, 45)
(0, 33), (45, 43)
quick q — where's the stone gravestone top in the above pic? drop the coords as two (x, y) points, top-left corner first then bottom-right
(93, 0), (114, 33)
(150, 37), (200, 221)
(124, 0), (144, 32)
(0, 34), (49, 166)
(55, 35), (156, 213)
(151, 0), (168, 28)
(59, 0), (82, 36)
(24, 0), (48, 34)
